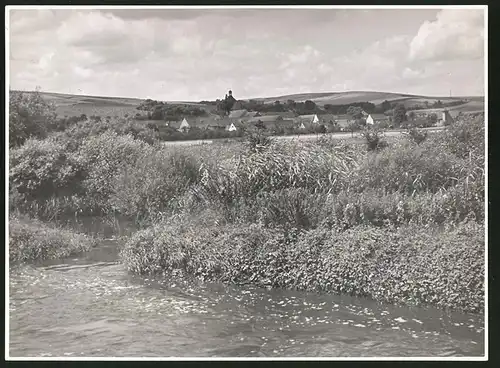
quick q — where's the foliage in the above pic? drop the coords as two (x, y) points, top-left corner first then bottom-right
(9, 215), (96, 263)
(353, 139), (465, 194)
(243, 131), (274, 154)
(121, 221), (484, 313)
(392, 103), (407, 127)
(360, 126), (388, 151)
(9, 90), (58, 147)
(404, 127), (428, 145)
(9, 136), (85, 202)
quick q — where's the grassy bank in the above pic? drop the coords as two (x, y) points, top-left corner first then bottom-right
(9, 216), (97, 263)
(121, 221), (484, 313)
(9, 93), (485, 313)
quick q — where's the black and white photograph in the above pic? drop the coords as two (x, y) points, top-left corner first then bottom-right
(6, 5), (487, 359)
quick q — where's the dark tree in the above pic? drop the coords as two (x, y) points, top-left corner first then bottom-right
(304, 100), (316, 111)
(392, 104), (407, 127)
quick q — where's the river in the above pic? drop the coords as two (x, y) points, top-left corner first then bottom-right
(8, 238), (484, 358)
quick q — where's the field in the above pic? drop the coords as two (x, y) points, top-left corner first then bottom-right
(28, 92), (147, 118)
(16, 90), (485, 119)
(250, 90), (484, 108)
(407, 100), (485, 116)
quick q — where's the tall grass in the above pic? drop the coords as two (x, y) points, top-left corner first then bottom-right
(9, 215), (97, 263)
(121, 220), (484, 313)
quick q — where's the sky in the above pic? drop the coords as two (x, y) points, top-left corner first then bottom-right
(8, 7), (486, 101)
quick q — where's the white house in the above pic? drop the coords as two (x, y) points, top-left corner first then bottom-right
(298, 114), (319, 124)
(178, 118), (190, 132)
(165, 118), (191, 132)
(227, 122), (238, 132)
(366, 114), (390, 125)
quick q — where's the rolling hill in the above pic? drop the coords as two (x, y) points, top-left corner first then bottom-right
(249, 90), (482, 108)
(14, 90), (484, 118)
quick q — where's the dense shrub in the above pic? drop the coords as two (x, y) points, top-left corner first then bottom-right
(61, 117), (160, 146)
(243, 131), (274, 154)
(433, 116), (485, 159)
(199, 141), (360, 203)
(404, 127), (428, 145)
(360, 127), (388, 151)
(121, 221), (484, 313)
(9, 137), (85, 201)
(9, 90), (57, 147)
(75, 132), (153, 214)
(353, 140), (463, 194)
(9, 215), (96, 263)
(109, 149), (202, 220)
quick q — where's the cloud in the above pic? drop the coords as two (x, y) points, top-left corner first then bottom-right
(8, 8), (485, 100)
(409, 9), (484, 62)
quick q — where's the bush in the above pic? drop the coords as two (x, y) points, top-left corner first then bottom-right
(9, 90), (57, 147)
(360, 126), (388, 151)
(109, 149), (202, 220)
(75, 132), (153, 214)
(121, 221), (484, 313)
(404, 127), (428, 145)
(354, 140), (463, 194)
(9, 137), (85, 202)
(243, 131), (274, 154)
(9, 215), (96, 263)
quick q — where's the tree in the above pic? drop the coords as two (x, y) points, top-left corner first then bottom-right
(381, 100), (392, 112)
(348, 121), (359, 137)
(9, 90), (57, 147)
(408, 111), (416, 121)
(254, 120), (266, 131)
(392, 104), (407, 127)
(304, 100), (316, 111)
(347, 106), (364, 120)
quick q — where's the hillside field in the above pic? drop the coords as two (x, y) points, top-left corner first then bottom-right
(16, 90), (485, 118)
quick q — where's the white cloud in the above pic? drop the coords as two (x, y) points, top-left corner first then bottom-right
(409, 9), (484, 62)
(8, 8), (485, 100)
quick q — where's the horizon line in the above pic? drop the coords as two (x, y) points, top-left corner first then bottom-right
(9, 88), (485, 104)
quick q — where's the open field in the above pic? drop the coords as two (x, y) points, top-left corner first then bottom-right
(32, 91), (144, 118)
(16, 90), (484, 120)
(408, 100), (485, 115)
(249, 90), (483, 107)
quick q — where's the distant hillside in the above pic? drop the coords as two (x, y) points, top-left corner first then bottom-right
(12, 90), (484, 118)
(249, 90), (483, 107)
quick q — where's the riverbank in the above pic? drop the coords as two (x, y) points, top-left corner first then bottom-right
(9, 216), (97, 263)
(121, 220), (484, 314)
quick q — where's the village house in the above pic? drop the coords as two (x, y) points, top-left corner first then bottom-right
(442, 110), (454, 125)
(366, 113), (390, 125)
(226, 120), (245, 132)
(165, 117), (191, 132)
(297, 114), (319, 125)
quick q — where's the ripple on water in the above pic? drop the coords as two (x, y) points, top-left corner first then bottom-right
(9, 263), (485, 358)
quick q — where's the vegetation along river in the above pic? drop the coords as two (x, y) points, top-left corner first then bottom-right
(9, 238), (484, 358)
